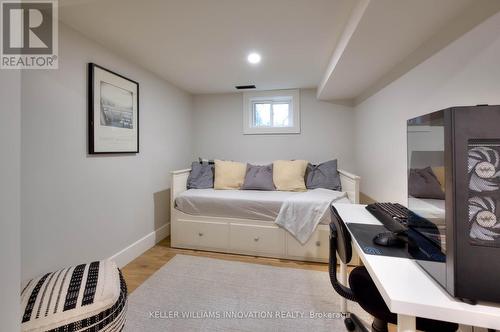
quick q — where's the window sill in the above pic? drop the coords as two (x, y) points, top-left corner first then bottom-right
(243, 127), (301, 135)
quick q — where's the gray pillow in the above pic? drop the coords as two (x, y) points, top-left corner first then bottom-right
(187, 161), (214, 189)
(409, 167), (444, 199)
(241, 164), (275, 191)
(305, 159), (342, 191)
(198, 157), (214, 165)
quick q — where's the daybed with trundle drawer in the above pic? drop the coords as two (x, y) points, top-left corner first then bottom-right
(170, 166), (361, 264)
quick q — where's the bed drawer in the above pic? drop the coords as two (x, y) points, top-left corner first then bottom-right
(174, 219), (229, 249)
(286, 227), (329, 260)
(229, 223), (285, 256)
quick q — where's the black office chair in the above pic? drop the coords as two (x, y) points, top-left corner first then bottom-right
(328, 205), (459, 332)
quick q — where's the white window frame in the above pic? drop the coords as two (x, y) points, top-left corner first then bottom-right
(243, 89), (300, 135)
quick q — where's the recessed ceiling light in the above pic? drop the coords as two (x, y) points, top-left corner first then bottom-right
(247, 52), (261, 64)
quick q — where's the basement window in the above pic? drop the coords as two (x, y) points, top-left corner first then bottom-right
(243, 89), (300, 134)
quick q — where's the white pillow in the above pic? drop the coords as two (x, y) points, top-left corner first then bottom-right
(214, 160), (247, 189)
(273, 160), (308, 191)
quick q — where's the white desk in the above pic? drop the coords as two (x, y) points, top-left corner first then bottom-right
(333, 203), (500, 332)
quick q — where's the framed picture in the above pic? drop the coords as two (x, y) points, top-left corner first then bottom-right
(88, 63), (139, 154)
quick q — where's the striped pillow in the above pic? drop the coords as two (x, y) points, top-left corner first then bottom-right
(21, 260), (127, 332)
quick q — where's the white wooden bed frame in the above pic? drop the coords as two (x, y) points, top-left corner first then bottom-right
(170, 168), (361, 264)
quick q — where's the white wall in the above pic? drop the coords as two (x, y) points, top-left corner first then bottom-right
(354, 12), (500, 203)
(21, 24), (193, 281)
(0, 70), (21, 330)
(192, 89), (355, 170)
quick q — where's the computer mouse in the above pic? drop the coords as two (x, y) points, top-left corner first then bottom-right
(373, 232), (406, 247)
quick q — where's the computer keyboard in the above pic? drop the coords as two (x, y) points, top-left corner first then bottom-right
(365, 203), (408, 234)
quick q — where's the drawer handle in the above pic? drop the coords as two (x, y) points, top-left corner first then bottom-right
(198, 232), (204, 237)
(254, 237), (260, 242)
(315, 241), (321, 247)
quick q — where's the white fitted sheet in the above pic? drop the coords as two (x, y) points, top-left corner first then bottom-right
(174, 189), (351, 224)
(408, 197), (445, 220)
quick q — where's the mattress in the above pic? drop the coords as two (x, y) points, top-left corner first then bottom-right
(408, 197), (445, 221)
(175, 188), (351, 224)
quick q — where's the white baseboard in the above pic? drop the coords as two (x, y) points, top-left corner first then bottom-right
(109, 222), (170, 268)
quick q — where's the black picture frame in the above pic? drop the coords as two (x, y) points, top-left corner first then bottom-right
(88, 63), (139, 154)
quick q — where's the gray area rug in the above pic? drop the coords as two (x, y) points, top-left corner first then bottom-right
(124, 254), (371, 331)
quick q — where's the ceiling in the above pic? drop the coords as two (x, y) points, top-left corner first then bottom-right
(317, 0), (500, 102)
(59, 0), (356, 94)
(59, 0), (499, 100)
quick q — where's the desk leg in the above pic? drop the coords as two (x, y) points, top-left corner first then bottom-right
(340, 261), (347, 313)
(397, 314), (416, 332)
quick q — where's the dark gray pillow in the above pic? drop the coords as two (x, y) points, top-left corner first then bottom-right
(305, 159), (342, 191)
(409, 167), (444, 199)
(198, 157), (214, 165)
(241, 164), (275, 191)
(187, 161), (214, 189)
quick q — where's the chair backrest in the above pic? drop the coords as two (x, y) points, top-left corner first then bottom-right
(330, 205), (353, 265)
(329, 205), (357, 302)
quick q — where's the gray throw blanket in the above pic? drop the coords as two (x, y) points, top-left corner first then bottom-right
(275, 188), (347, 244)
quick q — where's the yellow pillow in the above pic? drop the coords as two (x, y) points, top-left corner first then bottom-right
(432, 166), (445, 192)
(214, 160), (247, 190)
(273, 160), (308, 191)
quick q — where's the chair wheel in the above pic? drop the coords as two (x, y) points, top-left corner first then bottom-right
(344, 317), (356, 331)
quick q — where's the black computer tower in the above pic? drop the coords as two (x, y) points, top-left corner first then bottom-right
(407, 105), (500, 304)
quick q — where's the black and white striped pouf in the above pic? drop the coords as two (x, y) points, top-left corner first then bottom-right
(21, 260), (127, 332)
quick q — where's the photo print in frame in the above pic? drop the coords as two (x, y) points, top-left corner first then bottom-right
(88, 63), (139, 154)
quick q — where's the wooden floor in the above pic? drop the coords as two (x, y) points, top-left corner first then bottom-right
(122, 236), (331, 293)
